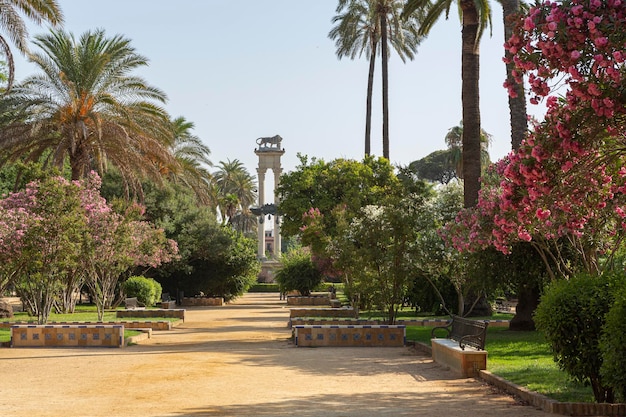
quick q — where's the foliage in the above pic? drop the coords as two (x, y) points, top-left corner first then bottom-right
(131, 180), (259, 302)
(0, 172), (177, 323)
(0, 0), (63, 91)
(443, 0), (626, 278)
(328, 0), (425, 158)
(213, 159), (257, 232)
(277, 155), (400, 255)
(329, 174), (434, 323)
(408, 150), (458, 184)
(79, 174), (177, 320)
(167, 116), (214, 206)
(124, 276), (162, 307)
(600, 284), (626, 402)
(534, 272), (624, 403)
(274, 248), (323, 296)
(0, 28), (175, 188)
(1, 175), (87, 324)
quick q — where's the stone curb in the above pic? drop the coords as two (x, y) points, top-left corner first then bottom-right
(410, 341), (625, 416)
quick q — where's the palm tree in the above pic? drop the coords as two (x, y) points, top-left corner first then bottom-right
(444, 121), (492, 178)
(329, 0), (424, 159)
(502, 0), (528, 150)
(403, 0), (492, 208)
(0, 29), (176, 193)
(213, 159), (257, 227)
(167, 116), (214, 206)
(0, 0), (63, 91)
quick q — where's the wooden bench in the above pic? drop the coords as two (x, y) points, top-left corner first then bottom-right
(430, 315), (489, 378)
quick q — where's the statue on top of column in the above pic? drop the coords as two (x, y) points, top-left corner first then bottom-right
(256, 134), (282, 151)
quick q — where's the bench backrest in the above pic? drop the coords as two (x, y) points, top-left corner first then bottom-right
(124, 297), (140, 309)
(449, 315), (489, 350)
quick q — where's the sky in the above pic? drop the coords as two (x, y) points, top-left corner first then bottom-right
(12, 1), (547, 186)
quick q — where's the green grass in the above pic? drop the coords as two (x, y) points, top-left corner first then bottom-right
(360, 309), (515, 321)
(406, 325), (594, 403)
(0, 304), (180, 323)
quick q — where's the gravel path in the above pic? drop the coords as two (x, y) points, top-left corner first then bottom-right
(0, 293), (553, 417)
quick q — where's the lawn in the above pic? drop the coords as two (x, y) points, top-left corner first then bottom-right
(0, 304), (181, 323)
(0, 304), (179, 344)
(406, 325), (595, 403)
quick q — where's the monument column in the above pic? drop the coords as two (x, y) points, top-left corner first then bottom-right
(256, 168), (266, 259)
(254, 135), (285, 260)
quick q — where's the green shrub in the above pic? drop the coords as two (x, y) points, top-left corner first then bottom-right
(124, 276), (160, 306)
(150, 279), (162, 306)
(274, 248), (322, 296)
(534, 272), (623, 403)
(248, 283), (280, 292)
(600, 283), (626, 402)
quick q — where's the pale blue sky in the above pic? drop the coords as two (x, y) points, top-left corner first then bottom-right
(13, 0), (546, 177)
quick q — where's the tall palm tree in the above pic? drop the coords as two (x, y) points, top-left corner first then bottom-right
(167, 116), (214, 206)
(0, 29), (176, 193)
(404, 0), (492, 208)
(329, 0), (424, 160)
(501, 0), (528, 150)
(0, 0), (63, 91)
(213, 159), (257, 227)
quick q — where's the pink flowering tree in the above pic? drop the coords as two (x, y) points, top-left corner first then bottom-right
(443, 0), (626, 280)
(0, 176), (88, 324)
(79, 173), (178, 321)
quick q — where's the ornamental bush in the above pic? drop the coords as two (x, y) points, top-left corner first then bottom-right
(600, 284), (626, 402)
(124, 276), (161, 306)
(275, 248), (323, 296)
(534, 272), (624, 403)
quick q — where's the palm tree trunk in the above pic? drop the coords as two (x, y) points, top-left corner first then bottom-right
(380, 13), (390, 160)
(365, 37), (377, 157)
(460, 1), (482, 208)
(502, 0), (528, 150)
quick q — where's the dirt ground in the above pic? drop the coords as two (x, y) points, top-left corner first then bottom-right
(0, 293), (554, 417)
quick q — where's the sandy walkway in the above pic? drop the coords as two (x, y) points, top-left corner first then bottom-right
(0, 293), (552, 417)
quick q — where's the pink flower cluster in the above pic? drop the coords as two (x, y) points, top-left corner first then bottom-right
(442, 0), (626, 275)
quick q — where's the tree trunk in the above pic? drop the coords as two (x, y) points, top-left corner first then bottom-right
(460, 0), (482, 208)
(501, 0), (528, 150)
(365, 37), (377, 157)
(380, 13), (390, 160)
(509, 283), (540, 331)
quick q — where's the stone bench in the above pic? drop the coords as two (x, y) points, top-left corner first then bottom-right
(289, 307), (357, 319)
(11, 324), (124, 348)
(293, 325), (405, 347)
(286, 295), (330, 306)
(116, 308), (185, 322)
(180, 297), (223, 307)
(160, 300), (177, 309)
(431, 338), (487, 378)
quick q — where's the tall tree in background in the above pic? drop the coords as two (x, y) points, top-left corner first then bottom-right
(329, 0), (424, 159)
(403, 0), (492, 207)
(443, 121), (492, 177)
(213, 159), (256, 227)
(501, 0), (528, 150)
(167, 116), (214, 206)
(0, 29), (176, 192)
(0, 0), (63, 91)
